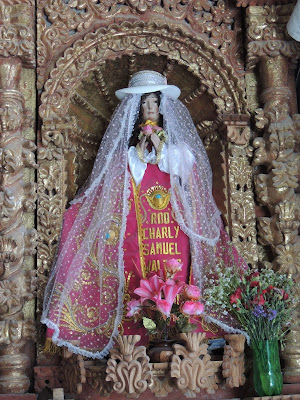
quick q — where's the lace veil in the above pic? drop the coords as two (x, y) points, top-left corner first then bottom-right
(42, 72), (229, 359)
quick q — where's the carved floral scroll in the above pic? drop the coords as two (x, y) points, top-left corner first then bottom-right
(0, 56), (36, 393)
(246, 4), (300, 383)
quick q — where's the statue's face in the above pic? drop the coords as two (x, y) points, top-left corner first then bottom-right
(141, 93), (160, 123)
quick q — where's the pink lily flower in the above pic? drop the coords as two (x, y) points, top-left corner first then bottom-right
(134, 275), (164, 303)
(156, 299), (172, 317)
(126, 299), (141, 317)
(163, 281), (184, 307)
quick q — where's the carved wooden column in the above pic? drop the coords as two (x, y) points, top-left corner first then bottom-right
(222, 334), (246, 388)
(0, 0), (36, 393)
(0, 56), (36, 393)
(246, 4), (300, 383)
(221, 114), (258, 266)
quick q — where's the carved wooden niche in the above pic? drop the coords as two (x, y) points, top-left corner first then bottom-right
(51, 55), (227, 212)
(37, 35), (253, 348)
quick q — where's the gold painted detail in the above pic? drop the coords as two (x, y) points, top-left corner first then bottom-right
(105, 216), (122, 246)
(246, 5), (300, 70)
(144, 186), (170, 211)
(52, 279), (117, 338)
(131, 179), (146, 278)
(222, 115), (258, 266)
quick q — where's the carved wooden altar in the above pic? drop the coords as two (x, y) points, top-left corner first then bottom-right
(0, 0), (299, 398)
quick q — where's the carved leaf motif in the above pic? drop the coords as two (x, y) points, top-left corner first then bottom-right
(23, 182), (37, 212)
(227, 126), (250, 145)
(272, 160), (298, 189)
(60, 353), (86, 394)
(22, 139), (38, 168)
(222, 335), (246, 388)
(0, 280), (20, 314)
(0, 236), (17, 271)
(106, 335), (152, 397)
(170, 333), (219, 397)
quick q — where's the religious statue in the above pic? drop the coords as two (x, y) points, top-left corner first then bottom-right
(42, 70), (245, 359)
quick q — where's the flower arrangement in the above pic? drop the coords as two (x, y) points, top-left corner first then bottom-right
(203, 262), (295, 346)
(138, 120), (167, 142)
(126, 259), (204, 339)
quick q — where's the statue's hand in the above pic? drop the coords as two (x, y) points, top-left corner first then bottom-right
(150, 133), (160, 151)
(139, 136), (147, 153)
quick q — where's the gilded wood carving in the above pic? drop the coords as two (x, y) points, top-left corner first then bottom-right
(0, 56), (37, 393)
(37, 0), (244, 89)
(0, 0), (298, 395)
(246, 4), (300, 383)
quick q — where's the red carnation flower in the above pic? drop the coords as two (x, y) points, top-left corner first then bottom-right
(230, 288), (242, 304)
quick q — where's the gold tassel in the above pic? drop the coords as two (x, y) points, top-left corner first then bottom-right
(44, 337), (62, 355)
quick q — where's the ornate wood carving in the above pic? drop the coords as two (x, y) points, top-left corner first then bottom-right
(36, 117), (77, 317)
(170, 332), (221, 397)
(86, 363), (113, 397)
(222, 115), (258, 266)
(0, 0), (35, 67)
(60, 346), (86, 395)
(106, 335), (152, 398)
(33, 0), (300, 392)
(246, 4), (300, 383)
(246, 4), (299, 70)
(236, 0), (292, 7)
(37, 0), (244, 89)
(39, 22), (246, 120)
(0, 56), (37, 393)
(222, 334), (246, 388)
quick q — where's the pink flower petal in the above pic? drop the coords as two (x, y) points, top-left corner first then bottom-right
(126, 299), (141, 317)
(156, 299), (172, 317)
(181, 301), (204, 316)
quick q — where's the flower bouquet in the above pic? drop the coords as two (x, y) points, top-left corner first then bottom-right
(126, 258), (204, 340)
(203, 263), (295, 396)
(138, 120), (167, 142)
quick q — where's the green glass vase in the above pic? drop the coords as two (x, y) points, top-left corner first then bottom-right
(252, 339), (283, 396)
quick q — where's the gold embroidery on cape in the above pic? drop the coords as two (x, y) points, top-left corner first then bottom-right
(144, 185), (170, 210)
(52, 260), (119, 339)
(132, 179), (147, 278)
(105, 215), (122, 246)
(52, 284), (116, 337)
(119, 270), (134, 335)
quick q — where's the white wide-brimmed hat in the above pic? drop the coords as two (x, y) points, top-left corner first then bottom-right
(115, 70), (181, 100)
